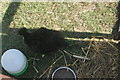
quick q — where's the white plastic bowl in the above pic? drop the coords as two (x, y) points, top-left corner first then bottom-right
(1, 49), (28, 75)
(52, 67), (76, 80)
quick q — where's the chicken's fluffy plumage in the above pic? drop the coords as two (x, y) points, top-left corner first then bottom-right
(18, 27), (68, 54)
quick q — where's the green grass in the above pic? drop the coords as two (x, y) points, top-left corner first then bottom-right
(1, 2), (118, 79)
(4, 2), (117, 32)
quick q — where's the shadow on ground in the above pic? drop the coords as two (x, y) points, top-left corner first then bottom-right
(112, 2), (120, 40)
(1, 2), (119, 79)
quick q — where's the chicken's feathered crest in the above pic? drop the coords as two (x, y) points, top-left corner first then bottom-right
(18, 28), (29, 36)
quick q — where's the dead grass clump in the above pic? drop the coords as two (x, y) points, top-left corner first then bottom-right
(76, 40), (118, 78)
(32, 38), (118, 79)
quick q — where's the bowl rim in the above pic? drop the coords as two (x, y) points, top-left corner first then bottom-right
(52, 66), (76, 80)
(1, 49), (28, 76)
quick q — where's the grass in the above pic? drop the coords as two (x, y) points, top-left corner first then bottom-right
(1, 2), (119, 79)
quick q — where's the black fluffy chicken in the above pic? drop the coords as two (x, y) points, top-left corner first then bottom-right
(18, 27), (68, 54)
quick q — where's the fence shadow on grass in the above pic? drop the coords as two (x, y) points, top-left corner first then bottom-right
(112, 2), (120, 40)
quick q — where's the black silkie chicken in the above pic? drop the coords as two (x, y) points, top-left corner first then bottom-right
(18, 27), (68, 54)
